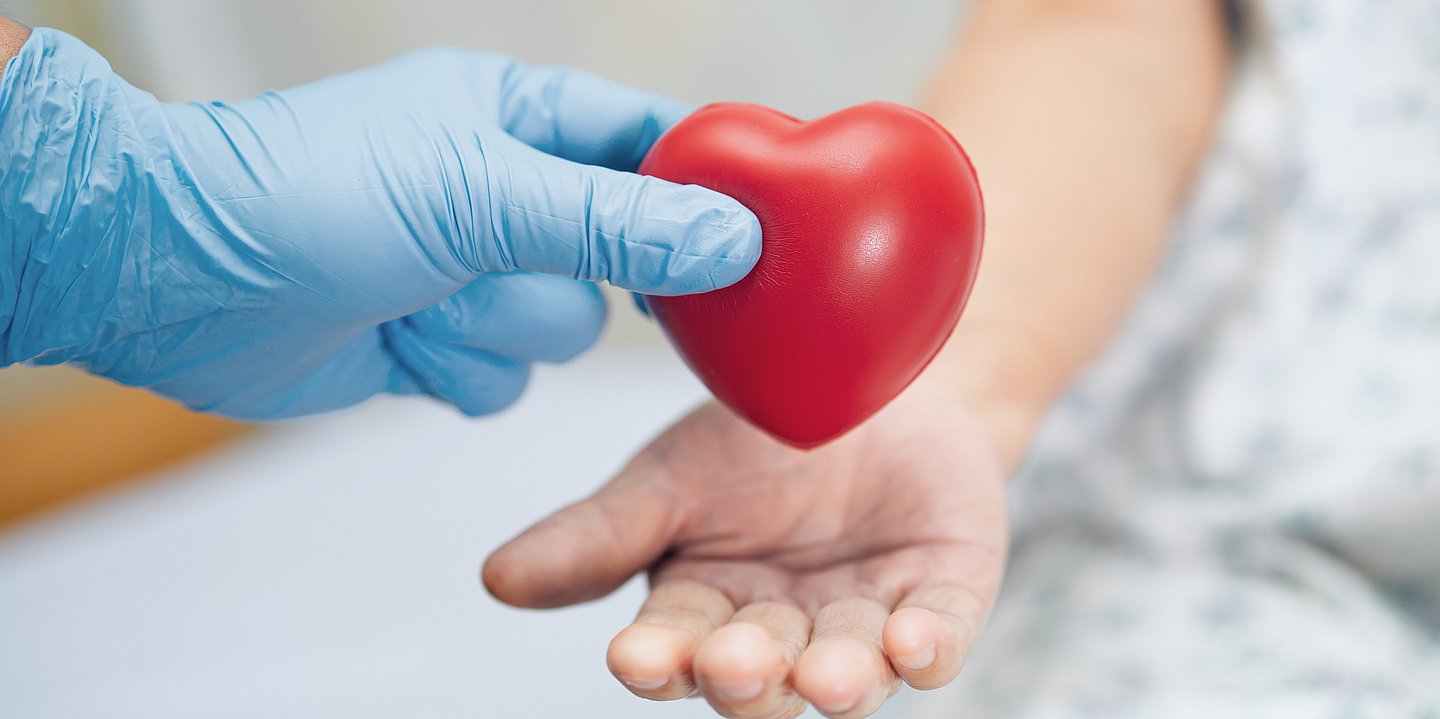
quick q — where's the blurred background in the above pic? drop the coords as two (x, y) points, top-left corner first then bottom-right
(0, 1), (965, 716)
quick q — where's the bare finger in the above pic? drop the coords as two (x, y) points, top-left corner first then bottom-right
(608, 579), (735, 701)
(883, 584), (991, 690)
(793, 598), (898, 719)
(694, 601), (811, 719)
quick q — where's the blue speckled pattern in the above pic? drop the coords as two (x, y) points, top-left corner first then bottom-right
(913, 1), (1440, 716)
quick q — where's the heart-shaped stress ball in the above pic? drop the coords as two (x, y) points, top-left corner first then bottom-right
(640, 102), (984, 449)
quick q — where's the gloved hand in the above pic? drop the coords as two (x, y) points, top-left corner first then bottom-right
(0, 29), (759, 418)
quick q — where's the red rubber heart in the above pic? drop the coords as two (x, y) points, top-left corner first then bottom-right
(640, 102), (984, 449)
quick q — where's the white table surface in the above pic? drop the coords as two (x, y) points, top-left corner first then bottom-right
(0, 349), (917, 718)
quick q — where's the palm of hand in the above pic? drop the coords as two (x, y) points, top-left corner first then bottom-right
(486, 386), (1009, 719)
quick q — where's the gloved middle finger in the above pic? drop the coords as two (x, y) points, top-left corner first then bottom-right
(403, 271), (607, 363)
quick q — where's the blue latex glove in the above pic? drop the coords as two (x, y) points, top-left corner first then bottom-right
(0, 29), (759, 418)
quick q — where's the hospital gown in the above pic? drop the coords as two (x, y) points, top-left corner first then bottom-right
(913, 1), (1440, 716)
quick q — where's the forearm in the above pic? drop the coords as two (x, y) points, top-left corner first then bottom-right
(924, 0), (1231, 468)
(0, 17), (28, 66)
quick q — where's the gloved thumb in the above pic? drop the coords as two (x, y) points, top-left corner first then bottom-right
(484, 137), (761, 296)
(483, 459), (682, 608)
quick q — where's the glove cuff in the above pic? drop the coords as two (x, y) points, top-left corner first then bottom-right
(0, 28), (159, 365)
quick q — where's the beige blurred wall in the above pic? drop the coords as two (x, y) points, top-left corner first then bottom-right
(13, 1), (963, 108)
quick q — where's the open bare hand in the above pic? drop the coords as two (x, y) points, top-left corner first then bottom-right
(484, 384), (1008, 718)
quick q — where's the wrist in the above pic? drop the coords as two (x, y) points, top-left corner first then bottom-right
(0, 18), (28, 67)
(919, 320), (1068, 474)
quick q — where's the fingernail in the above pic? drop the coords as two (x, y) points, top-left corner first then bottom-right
(897, 645), (936, 672)
(711, 680), (764, 703)
(816, 695), (859, 715)
(621, 676), (668, 691)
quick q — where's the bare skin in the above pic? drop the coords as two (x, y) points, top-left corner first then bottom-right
(486, 2), (1232, 718)
(0, 17), (28, 65)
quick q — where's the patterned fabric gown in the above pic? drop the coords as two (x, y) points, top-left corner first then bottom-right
(913, 1), (1440, 716)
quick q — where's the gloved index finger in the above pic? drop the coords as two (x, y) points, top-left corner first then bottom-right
(497, 61), (690, 172)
